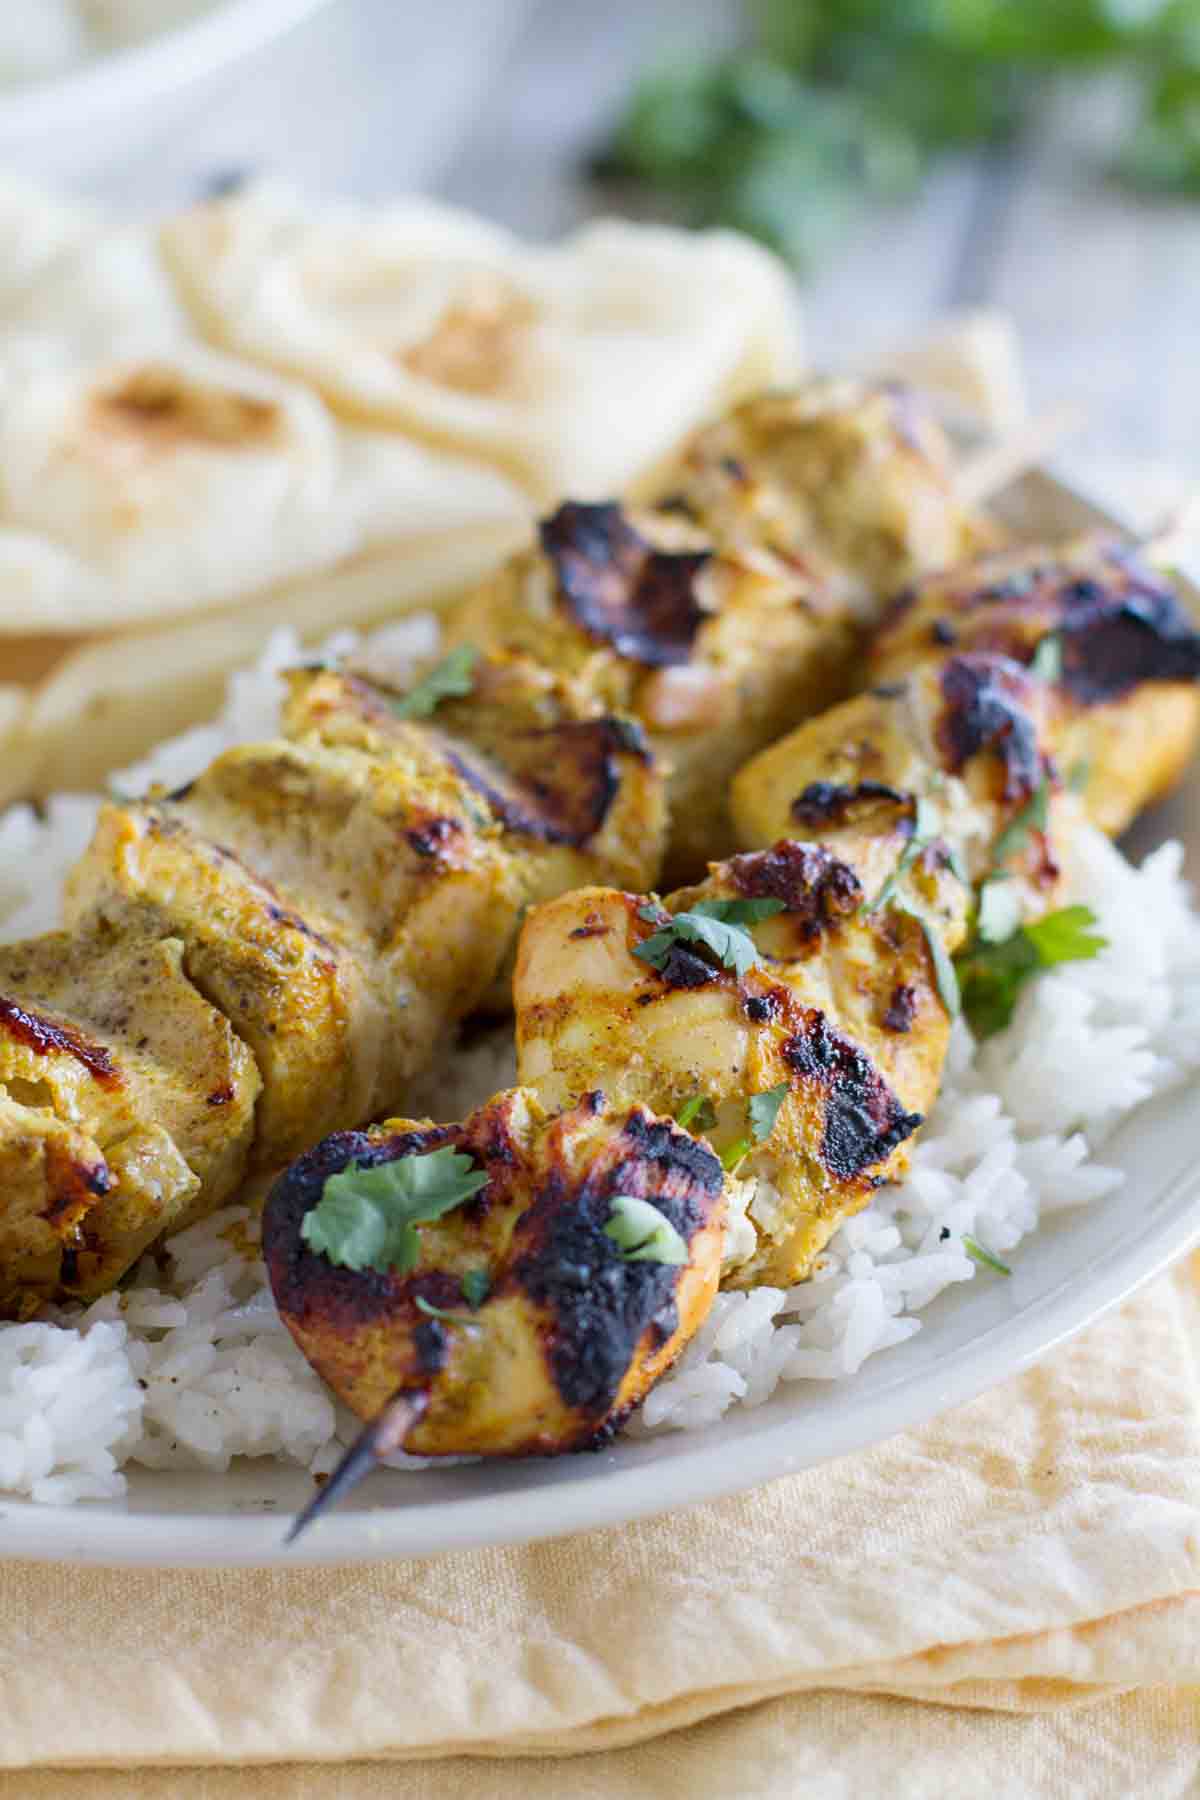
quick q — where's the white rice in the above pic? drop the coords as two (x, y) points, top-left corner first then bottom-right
(1, 626), (1198, 1502)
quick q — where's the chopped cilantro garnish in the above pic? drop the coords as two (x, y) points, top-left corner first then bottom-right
(300, 1146), (488, 1275)
(461, 1268), (491, 1310)
(955, 904), (1106, 1038)
(603, 1194), (688, 1264)
(962, 1234), (1012, 1276)
(1029, 633), (1063, 683)
(676, 1093), (718, 1132)
(861, 796), (948, 918)
(719, 1135), (753, 1172)
(895, 897), (960, 1017)
(991, 776), (1050, 871)
(390, 645), (478, 719)
(748, 1080), (790, 1143)
(634, 896), (785, 979)
(414, 1295), (482, 1327)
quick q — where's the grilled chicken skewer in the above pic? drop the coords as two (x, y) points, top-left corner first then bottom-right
(0, 652), (666, 1314)
(263, 1088), (730, 1536)
(447, 379), (991, 880)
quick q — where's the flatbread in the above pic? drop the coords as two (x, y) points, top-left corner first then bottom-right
(0, 339), (530, 634)
(161, 184), (803, 500)
(1, 518), (528, 807)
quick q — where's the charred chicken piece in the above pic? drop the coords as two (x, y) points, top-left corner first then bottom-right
(731, 650), (1075, 915)
(871, 539), (1200, 836)
(263, 1087), (728, 1528)
(449, 500), (859, 881)
(514, 842), (965, 1289)
(0, 923), (259, 1312)
(284, 649), (667, 934)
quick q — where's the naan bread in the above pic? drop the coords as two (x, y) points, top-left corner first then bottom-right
(0, 340), (530, 633)
(0, 178), (99, 305)
(1, 519), (524, 809)
(161, 184), (803, 500)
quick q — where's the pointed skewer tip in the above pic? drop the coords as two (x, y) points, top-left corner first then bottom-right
(284, 1390), (428, 1546)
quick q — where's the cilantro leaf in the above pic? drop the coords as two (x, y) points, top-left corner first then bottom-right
(1030, 633), (1063, 683)
(390, 645), (478, 720)
(676, 1093), (718, 1132)
(963, 1234), (1012, 1276)
(956, 904), (1106, 1038)
(634, 896), (785, 978)
(1024, 904), (1108, 964)
(414, 1295), (482, 1327)
(861, 796), (944, 917)
(300, 1146), (488, 1275)
(895, 897), (960, 1017)
(748, 1080), (790, 1143)
(720, 1135), (753, 1172)
(992, 776), (1050, 870)
(603, 1194), (688, 1265)
(461, 1268), (491, 1310)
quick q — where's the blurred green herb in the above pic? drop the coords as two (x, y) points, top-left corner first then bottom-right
(597, 1), (1200, 270)
(955, 902), (1107, 1037)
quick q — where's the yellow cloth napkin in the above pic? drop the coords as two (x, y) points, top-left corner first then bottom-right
(0, 1255), (1197, 1793)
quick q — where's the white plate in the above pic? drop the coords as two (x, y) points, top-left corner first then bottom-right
(3, 470), (1198, 1566)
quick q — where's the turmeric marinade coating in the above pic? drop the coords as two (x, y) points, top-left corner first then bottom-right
(0, 653), (667, 1314)
(448, 379), (992, 880)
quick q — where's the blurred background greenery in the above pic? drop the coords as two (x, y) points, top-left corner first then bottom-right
(597, 0), (1200, 269)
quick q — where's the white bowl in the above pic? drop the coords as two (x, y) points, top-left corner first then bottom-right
(0, 0), (334, 162)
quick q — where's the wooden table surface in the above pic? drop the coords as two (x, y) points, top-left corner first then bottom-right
(73, 0), (1199, 500)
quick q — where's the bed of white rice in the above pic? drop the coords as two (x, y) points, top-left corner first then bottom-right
(1, 618), (1199, 1505)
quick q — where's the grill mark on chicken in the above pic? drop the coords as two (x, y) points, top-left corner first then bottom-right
(405, 815), (465, 859)
(516, 1110), (721, 1416)
(444, 718), (638, 848)
(883, 984), (917, 1034)
(789, 779), (910, 829)
(0, 997), (121, 1089)
(728, 842), (862, 944)
(539, 501), (710, 668)
(938, 653), (1044, 802)
(783, 1009), (923, 1180)
(905, 547), (1200, 707)
(1053, 555), (1200, 704)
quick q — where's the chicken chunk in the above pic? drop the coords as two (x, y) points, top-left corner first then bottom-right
(514, 842), (965, 1288)
(448, 501), (859, 880)
(263, 1087), (728, 1455)
(731, 651), (1076, 917)
(870, 539), (1200, 836)
(638, 378), (994, 606)
(446, 381), (993, 882)
(284, 650), (666, 923)
(0, 923), (259, 1308)
(66, 734), (522, 1167)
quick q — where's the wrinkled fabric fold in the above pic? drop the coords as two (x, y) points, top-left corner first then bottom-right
(0, 1261), (1197, 1782)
